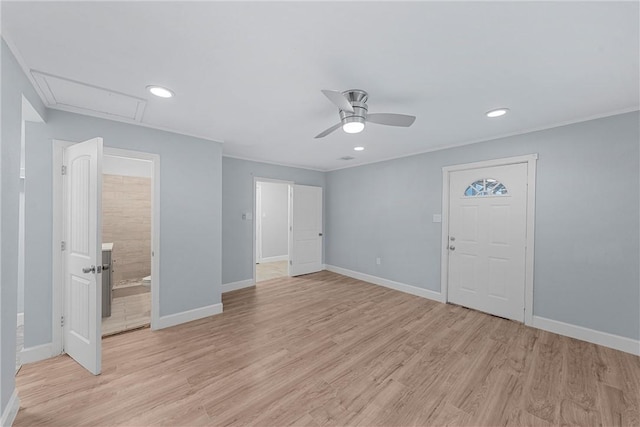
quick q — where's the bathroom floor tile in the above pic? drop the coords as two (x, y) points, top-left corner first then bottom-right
(256, 260), (288, 282)
(102, 290), (150, 337)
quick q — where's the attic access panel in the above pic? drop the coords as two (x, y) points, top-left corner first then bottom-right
(32, 71), (146, 121)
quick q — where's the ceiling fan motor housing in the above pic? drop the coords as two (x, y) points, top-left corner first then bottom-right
(339, 89), (368, 127)
(315, 88), (416, 138)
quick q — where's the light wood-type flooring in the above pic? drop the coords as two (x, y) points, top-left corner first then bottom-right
(14, 271), (640, 426)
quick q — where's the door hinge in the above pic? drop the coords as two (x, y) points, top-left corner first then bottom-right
(61, 241), (66, 251)
(60, 316), (64, 327)
(61, 165), (67, 175)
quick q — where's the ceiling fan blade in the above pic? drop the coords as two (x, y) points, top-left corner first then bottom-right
(321, 90), (355, 113)
(367, 113), (416, 127)
(314, 122), (342, 139)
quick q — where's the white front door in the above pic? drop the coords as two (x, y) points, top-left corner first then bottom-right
(447, 163), (528, 321)
(64, 137), (103, 375)
(289, 185), (323, 276)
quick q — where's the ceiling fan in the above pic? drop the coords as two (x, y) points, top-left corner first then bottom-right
(315, 89), (416, 138)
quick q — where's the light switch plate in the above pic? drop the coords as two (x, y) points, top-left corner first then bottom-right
(433, 214), (442, 223)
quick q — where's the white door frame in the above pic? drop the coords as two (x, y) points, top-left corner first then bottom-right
(17, 96), (45, 367)
(52, 141), (161, 355)
(252, 177), (293, 283)
(440, 154), (537, 326)
(255, 183), (263, 263)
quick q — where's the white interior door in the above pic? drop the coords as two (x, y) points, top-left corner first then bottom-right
(447, 163), (528, 321)
(289, 185), (323, 276)
(64, 137), (103, 375)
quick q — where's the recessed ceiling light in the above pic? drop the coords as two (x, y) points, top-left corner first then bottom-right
(147, 85), (174, 98)
(486, 108), (509, 118)
(354, 146), (365, 151)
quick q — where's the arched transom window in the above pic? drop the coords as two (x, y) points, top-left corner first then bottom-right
(464, 178), (508, 196)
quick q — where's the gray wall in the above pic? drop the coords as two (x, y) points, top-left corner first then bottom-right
(222, 157), (325, 284)
(1, 38), (47, 417)
(24, 109), (222, 347)
(258, 182), (289, 259)
(1, 30), (638, 422)
(326, 111), (640, 340)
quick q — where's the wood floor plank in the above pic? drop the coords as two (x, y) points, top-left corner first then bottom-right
(564, 338), (599, 411)
(523, 331), (566, 423)
(14, 271), (640, 426)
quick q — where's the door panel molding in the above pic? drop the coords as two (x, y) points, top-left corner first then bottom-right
(63, 137), (103, 375)
(441, 154), (537, 325)
(289, 184), (323, 276)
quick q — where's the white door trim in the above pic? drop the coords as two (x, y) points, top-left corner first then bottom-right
(252, 177), (293, 284)
(52, 140), (74, 355)
(256, 183), (263, 263)
(440, 154), (537, 326)
(52, 141), (161, 355)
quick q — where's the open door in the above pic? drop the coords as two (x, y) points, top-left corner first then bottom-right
(64, 137), (103, 375)
(289, 184), (323, 276)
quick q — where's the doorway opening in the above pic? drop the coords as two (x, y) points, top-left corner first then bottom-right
(255, 180), (291, 283)
(101, 154), (153, 336)
(17, 95), (45, 374)
(52, 140), (160, 375)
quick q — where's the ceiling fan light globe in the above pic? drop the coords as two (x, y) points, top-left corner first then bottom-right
(343, 122), (365, 134)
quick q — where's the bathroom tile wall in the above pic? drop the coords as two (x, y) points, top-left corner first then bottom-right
(102, 174), (152, 283)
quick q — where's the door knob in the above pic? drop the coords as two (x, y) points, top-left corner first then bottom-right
(82, 265), (96, 274)
(449, 246), (456, 251)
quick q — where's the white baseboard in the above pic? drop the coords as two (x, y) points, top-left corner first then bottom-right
(154, 303), (223, 330)
(1, 389), (20, 427)
(532, 316), (640, 356)
(258, 255), (288, 263)
(325, 265), (445, 303)
(20, 343), (53, 364)
(221, 279), (255, 293)
(17, 313), (24, 327)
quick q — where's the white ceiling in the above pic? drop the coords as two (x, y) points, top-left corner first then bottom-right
(3, 1), (638, 171)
